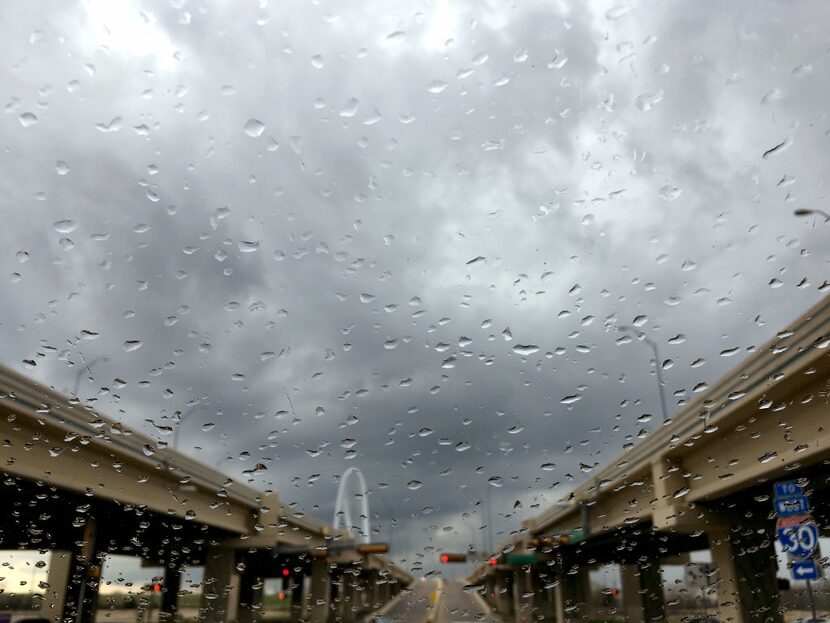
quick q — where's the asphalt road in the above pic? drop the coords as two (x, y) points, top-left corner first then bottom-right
(377, 579), (499, 623)
(433, 580), (499, 623)
(378, 578), (439, 622)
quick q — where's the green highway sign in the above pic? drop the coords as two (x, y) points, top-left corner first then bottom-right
(506, 553), (540, 565)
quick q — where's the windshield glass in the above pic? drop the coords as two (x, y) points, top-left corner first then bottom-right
(1, 2), (829, 623)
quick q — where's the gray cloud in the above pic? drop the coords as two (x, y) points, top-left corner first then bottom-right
(1, 0), (829, 576)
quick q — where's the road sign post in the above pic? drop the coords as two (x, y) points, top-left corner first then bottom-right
(774, 480), (821, 622)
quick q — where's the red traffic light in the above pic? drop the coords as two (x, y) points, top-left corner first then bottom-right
(489, 557), (498, 566)
(610, 587), (619, 597)
(278, 592), (285, 600)
(282, 568), (290, 577)
(439, 553), (466, 563)
(441, 554), (448, 563)
(153, 583), (162, 593)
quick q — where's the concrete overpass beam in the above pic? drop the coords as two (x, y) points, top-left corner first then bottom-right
(710, 527), (782, 623)
(200, 548), (239, 623)
(308, 558), (332, 623)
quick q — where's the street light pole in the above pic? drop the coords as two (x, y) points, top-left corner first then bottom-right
(618, 326), (670, 422)
(73, 356), (110, 396)
(172, 404), (204, 450)
(372, 493), (395, 553)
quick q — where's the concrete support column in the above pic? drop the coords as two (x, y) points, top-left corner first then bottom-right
(369, 570), (380, 610)
(341, 572), (356, 623)
(377, 580), (391, 608)
(308, 558), (331, 623)
(51, 518), (100, 623)
(200, 548), (239, 623)
(710, 526), (782, 623)
(638, 561), (666, 623)
(45, 551), (73, 622)
(620, 564), (643, 623)
(533, 568), (557, 623)
(557, 563), (589, 623)
(289, 571), (305, 622)
(514, 568), (533, 623)
(160, 567), (181, 622)
(620, 560), (666, 623)
(496, 572), (513, 618)
(237, 560), (263, 623)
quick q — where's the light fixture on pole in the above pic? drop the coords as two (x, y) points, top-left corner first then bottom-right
(617, 325), (670, 423)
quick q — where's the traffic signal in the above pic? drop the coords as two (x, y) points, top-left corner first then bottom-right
(152, 583), (162, 593)
(610, 587), (619, 598)
(281, 568), (290, 577)
(489, 557), (498, 566)
(439, 553), (467, 563)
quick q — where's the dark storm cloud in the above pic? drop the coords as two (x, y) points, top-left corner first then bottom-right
(2, 0), (830, 575)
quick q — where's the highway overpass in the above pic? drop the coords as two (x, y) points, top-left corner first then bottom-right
(469, 293), (830, 623)
(0, 365), (411, 623)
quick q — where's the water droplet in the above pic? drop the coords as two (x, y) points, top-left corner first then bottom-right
(540, 463), (555, 471)
(339, 98), (360, 118)
(53, 219), (77, 234)
(123, 340), (144, 352)
(659, 185), (682, 201)
(512, 345), (539, 356)
(386, 31), (406, 43)
(238, 240), (260, 253)
(561, 394), (582, 405)
(605, 5), (631, 19)
(455, 441), (471, 452)
(762, 138), (792, 160)
(55, 160), (70, 175)
(487, 476), (503, 487)
(18, 112), (38, 127)
(243, 119), (266, 137)
(635, 90), (664, 112)
(427, 80), (448, 94)
(310, 54), (325, 69)
(95, 117), (122, 133)
(407, 480), (422, 490)
(441, 357), (456, 369)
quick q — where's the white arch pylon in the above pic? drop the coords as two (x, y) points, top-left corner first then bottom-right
(333, 467), (370, 543)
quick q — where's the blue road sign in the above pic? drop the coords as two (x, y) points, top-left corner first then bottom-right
(777, 522), (819, 558)
(775, 481), (804, 498)
(792, 560), (820, 581)
(775, 495), (811, 517)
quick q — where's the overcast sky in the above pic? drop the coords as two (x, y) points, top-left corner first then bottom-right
(2, 0), (830, 581)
